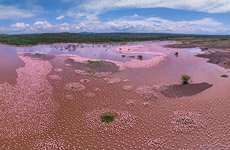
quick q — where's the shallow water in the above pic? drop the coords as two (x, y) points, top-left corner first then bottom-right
(0, 45), (25, 85)
(0, 41), (230, 149)
(14, 43), (152, 62)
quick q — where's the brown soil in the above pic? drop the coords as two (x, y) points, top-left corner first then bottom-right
(167, 38), (230, 49)
(197, 51), (230, 69)
(160, 82), (213, 98)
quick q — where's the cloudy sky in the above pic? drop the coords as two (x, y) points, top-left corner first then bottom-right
(0, 0), (230, 34)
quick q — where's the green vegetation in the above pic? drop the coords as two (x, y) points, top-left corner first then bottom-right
(64, 58), (119, 73)
(86, 60), (103, 73)
(86, 60), (119, 73)
(100, 113), (116, 123)
(87, 60), (102, 66)
(1, 33), (229, 46)
(181, 75), (191, 84)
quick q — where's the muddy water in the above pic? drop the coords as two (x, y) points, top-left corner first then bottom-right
(0, 45), (25, 85)
(15, 43), (152, 62)
(0, 41), (230, 149)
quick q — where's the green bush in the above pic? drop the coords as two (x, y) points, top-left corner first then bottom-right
(100, 113), (116, 123)
(181, 75), (191, 84)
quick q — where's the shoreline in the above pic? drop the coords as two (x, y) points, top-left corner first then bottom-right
(0, 40), (167, 47)
(166, 41), (230, 69)
(2, 39), (230, 70)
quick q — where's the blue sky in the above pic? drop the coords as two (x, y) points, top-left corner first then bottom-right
(0, 0), (230, 34)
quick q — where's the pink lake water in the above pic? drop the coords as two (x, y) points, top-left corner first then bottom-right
(0, 41), (230, 149)
(0, 45), (25, 85)
(14, 43), (153, 62)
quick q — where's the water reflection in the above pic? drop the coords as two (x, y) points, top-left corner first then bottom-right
(15, 44), (152, 62)
(0, 45), (25, 85)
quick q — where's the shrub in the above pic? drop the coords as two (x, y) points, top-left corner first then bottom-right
(100, 113), (116, 123)
(181, 75), (191, 84)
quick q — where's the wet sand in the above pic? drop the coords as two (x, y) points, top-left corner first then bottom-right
(0, 41), (230, 149)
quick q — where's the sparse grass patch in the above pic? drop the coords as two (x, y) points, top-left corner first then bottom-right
(100, 113), (117, 123)
(65, 58), (119, 74)
(87, 60), (102, 66)
(86, 60), (119, 73)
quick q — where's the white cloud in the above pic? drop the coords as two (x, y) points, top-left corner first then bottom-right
(1, 0), (229, 34)
(5, 16), (229, 34)
(6, 20), (53, 33)
(79, 0), (230, 14)
(11, 23), (30, 29)
(80, 16), (227, 34)
(34, 20), (52, 30)
(55, 23), (70, 31)
(62, 0), (230, 34)
(0, 4), (37, 19)
(56, 15), (65, 20)
(10, 23), (30, 32)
